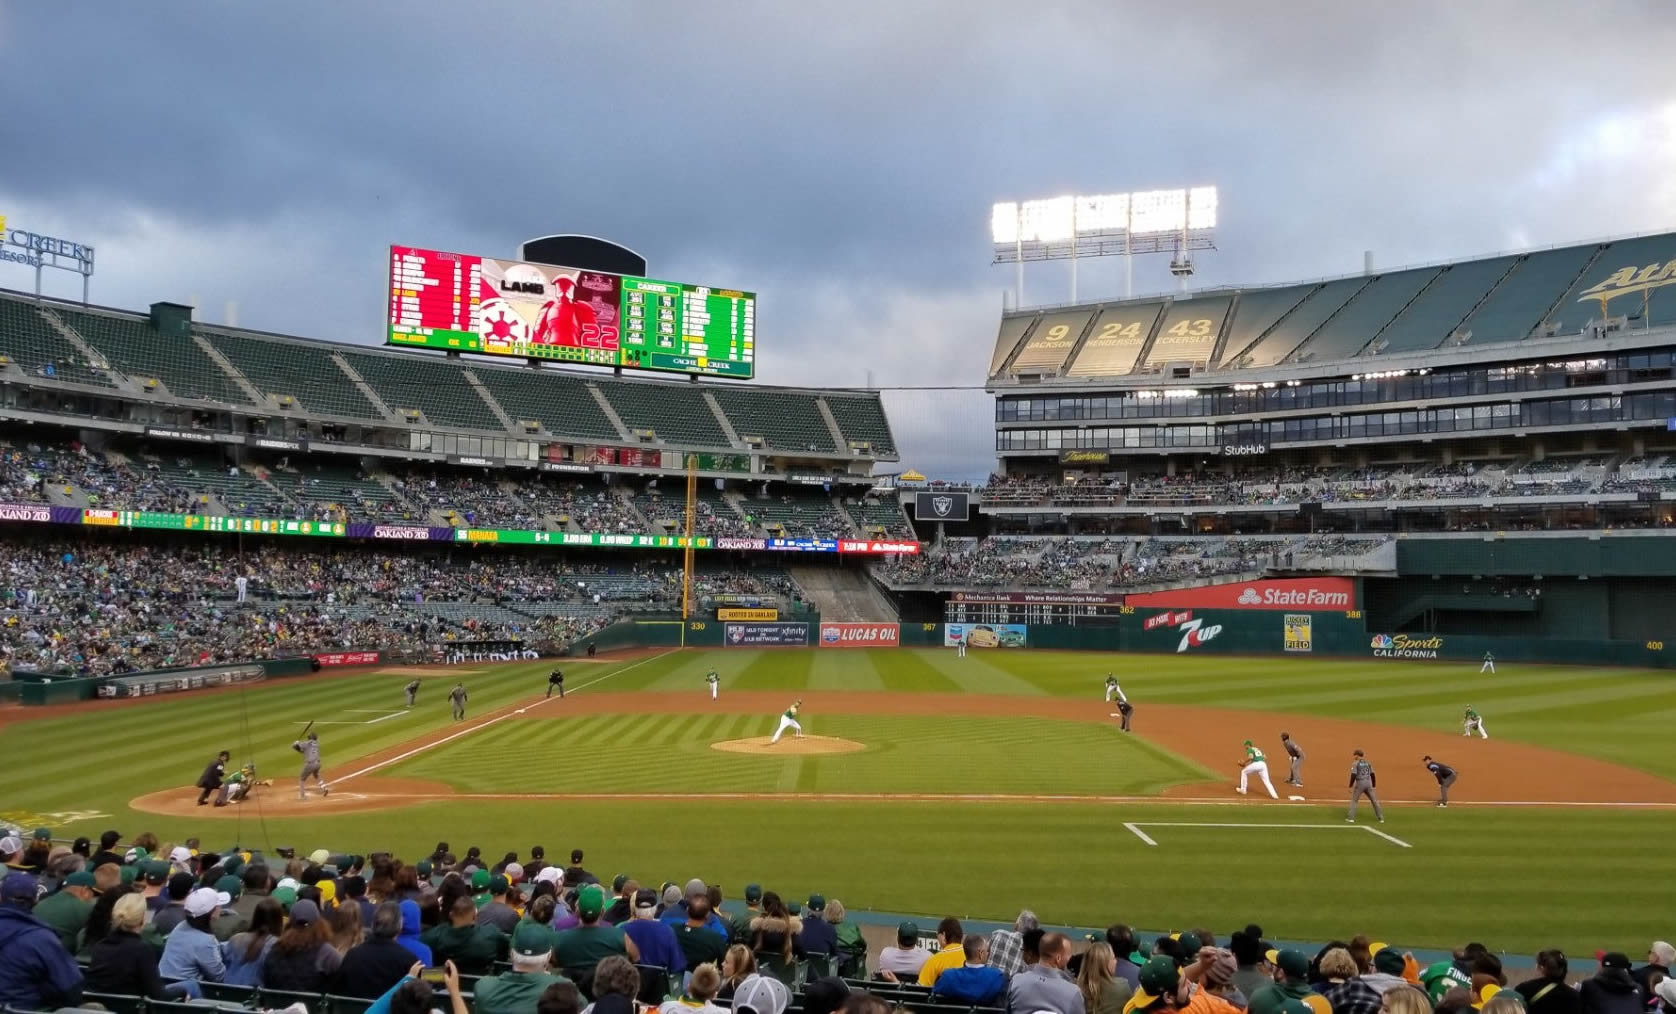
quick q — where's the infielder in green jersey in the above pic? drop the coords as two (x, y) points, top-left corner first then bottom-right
(1235, 740), (1278, 798)
(771, 700), (804, 743)
(1462, 706), (1487, 738)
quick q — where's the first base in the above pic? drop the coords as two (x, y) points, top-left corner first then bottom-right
(1288, 795), (1306, 801)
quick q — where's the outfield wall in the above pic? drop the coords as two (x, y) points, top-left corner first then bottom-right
(906, 608), (1672, 668)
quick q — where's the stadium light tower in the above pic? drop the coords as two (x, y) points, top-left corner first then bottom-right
(991, 187), (1217, 305)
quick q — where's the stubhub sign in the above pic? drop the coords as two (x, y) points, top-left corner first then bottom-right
(1126, 577), (1356, 611)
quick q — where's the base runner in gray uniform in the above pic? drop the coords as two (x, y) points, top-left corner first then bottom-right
(1345, 749), (1382, 823)
(292, 731), (329, 799)
(449, 682), (468, 721)
(1281, 732), (1304, 787)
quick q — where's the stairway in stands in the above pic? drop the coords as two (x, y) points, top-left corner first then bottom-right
(787, 565), (899, 623)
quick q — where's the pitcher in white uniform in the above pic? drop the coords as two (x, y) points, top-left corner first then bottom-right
(771, 700), (804, 743)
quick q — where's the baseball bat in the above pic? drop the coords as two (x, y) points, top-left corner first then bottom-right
(301, 720), (314, 738)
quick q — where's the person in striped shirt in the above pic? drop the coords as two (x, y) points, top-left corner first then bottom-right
(1235, 741), (1278, 799)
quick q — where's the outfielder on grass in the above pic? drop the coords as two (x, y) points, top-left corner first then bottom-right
(706, 670), (720, 701)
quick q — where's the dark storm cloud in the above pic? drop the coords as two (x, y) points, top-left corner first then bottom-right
(3, 1), (1675, 478)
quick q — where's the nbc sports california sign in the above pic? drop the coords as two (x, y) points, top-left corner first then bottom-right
(1125, 577), (1356, 611)
(1369, 633), (1444, 660)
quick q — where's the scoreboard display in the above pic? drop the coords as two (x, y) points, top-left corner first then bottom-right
(945, 599), (1125, 627)
(387, 245), (755, 379)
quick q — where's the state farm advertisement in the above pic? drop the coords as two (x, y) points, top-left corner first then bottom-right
(818, 622), (900, 647)
(1125, 577), (1356, 611)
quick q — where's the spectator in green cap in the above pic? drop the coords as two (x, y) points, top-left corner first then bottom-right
(553, 884), (639, 972)
(478, 875), (520, 934)
(421, 893), (509, 976)
(798, 894), (836, 963)
(34, 871), (96, 950)
(878, 920), (930, 979)
(1249, 950), (1329, 1014)
(210, 877), (245, 941)
(1124, 955), (1182, 1013)
(475, 922), (573, 1014)
(730, 884), (763, 944)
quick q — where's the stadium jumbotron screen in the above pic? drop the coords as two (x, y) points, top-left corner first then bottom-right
(386, 245), (755, 379)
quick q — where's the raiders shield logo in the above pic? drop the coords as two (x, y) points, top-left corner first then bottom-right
(932, 496), (953, 517)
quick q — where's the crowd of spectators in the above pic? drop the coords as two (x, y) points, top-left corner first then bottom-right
(0, 538), (802, 676)
(2, 833), (1673, 1014)
(977, 457), (1676, 510)
(880, 536), (1392, 591)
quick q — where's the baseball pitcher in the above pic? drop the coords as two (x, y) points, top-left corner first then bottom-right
(1346, 750), (1383, 822)
(1281, 732), (1305, 787)
(1424, 756), (1457, 807)
(706, 671), (720, 700)
(1236, 740), (1279, 798)
(771, 700), (804, 743)
(293, 731), (329, 799)
(1105, 675), (1124, 703)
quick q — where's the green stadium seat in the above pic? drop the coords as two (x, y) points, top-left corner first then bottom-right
(0, 294), (114, 387)
(324, 993), (375, 1014)
(258, 987), (326, 1013)
(823, 395), (896, 455)
(199, 982), (259, 1006)
(339, 351), (503, 431)
(1287, 267), (1441, 363)
(1453, 244), (1600, 346)
(601, 379), (729, 446)
(55, 305), (253, 406)
(711, 389), (836, 453)
(208, 329), (380, 420)
(1233, 277), (1367, 368)
(79, 991), (144, 1014)
(1372, 256), (1519, 356)
(472, 366), (621, 441)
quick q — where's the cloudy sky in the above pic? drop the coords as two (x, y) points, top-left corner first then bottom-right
(4, 1), (1675, 479)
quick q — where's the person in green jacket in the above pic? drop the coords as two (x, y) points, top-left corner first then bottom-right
(729, 884), (762, 945)
(420, 894), (508, 975)
(553, 885), (640, 972)
(34, 872), (96, 951)
(824, 900), (866, 979)
(1248, 950), (1329, 1014)
(474, 923), (572, 1014)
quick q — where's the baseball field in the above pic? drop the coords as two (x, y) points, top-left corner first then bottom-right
(5, 647), (1675, 955)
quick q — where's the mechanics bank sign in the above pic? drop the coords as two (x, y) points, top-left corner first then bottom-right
(1126, 577), (1355, 611)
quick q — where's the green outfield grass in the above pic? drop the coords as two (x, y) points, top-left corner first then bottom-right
(3, 647), (1674, 954)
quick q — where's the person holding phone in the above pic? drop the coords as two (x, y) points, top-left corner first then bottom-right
(363, 961), (468, 1014)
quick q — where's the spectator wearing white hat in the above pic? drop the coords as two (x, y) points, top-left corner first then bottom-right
(1634, 943), (1673, 999)
(159, 887), (229, 984)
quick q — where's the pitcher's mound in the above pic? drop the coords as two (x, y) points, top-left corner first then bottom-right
(711, 735), (865, 756)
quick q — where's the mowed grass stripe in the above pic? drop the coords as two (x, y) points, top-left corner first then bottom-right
(732, 650), (812, 691)
(874, 649), (962, 693)
(809, 650), (886, 691)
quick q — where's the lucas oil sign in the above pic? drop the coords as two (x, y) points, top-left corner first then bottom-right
(818, 622), (900, 647)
